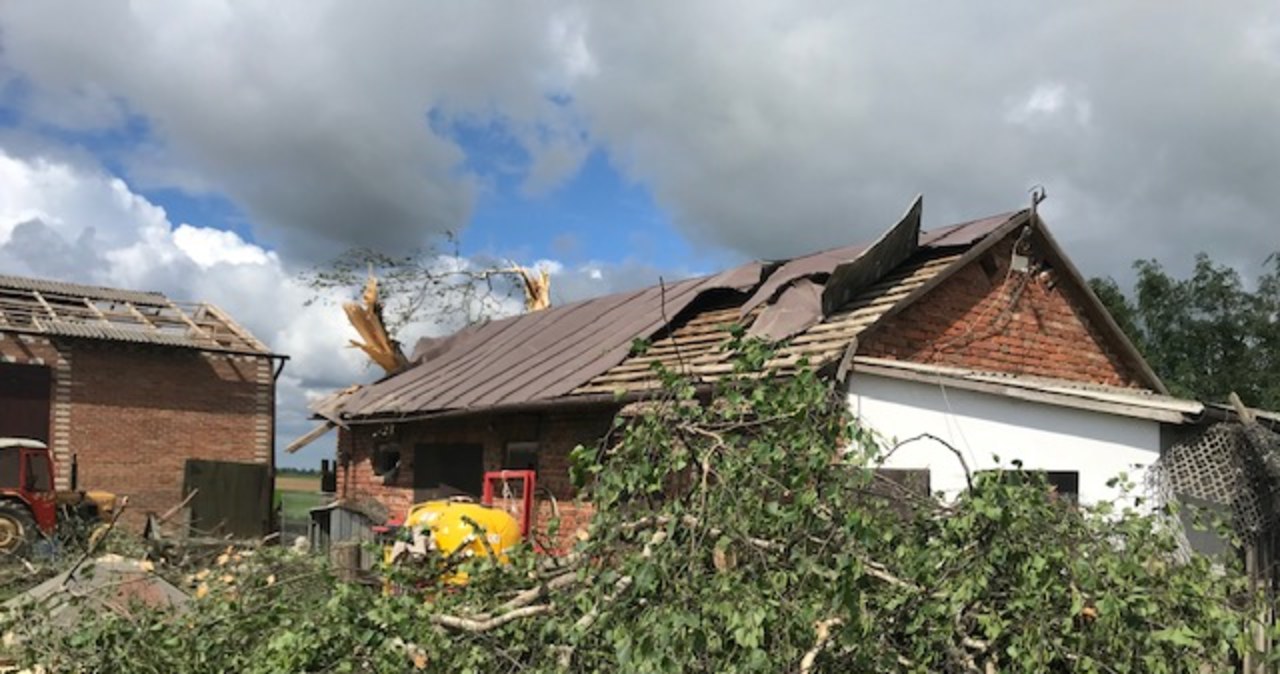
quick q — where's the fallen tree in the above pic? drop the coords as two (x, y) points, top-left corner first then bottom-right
(2, 336), (1267, 672)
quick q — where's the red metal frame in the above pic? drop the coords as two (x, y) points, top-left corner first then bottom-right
(481, 470), (536, 540)
(2, 448), (57, 534)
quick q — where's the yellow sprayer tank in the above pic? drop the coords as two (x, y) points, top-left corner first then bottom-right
(404, 500), (522, 563)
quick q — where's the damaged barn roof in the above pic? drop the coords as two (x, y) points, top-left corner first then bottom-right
(333, 199), (1115, 423)
(338, 261), (768, 418)
(0, 274), (278, 357)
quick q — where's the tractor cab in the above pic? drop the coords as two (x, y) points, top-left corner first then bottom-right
(0, 437), (57, 555)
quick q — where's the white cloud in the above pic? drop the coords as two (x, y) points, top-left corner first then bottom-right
(1005, 83), (1092, 129)
(0, 148), (370, 466)
(172, 225), (276, 269)
(4, 1), (1279, 279)
(0, 147), (647, 466)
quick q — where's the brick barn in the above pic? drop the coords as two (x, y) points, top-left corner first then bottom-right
(0, 275), (285, 533)
(309, 198), (1271, 543)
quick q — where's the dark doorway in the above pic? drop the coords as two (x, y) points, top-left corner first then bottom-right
(413, 444), (483, 502)
(0, 363), (52, 443)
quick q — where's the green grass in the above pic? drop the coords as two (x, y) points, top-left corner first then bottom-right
(275, 475), (329, 532)
(279, 489), (329, 522)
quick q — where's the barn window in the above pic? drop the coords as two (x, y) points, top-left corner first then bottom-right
(979, 469), (1079, 505)
(504, 441), (539, 472)
(0, 363), (52, 443)
(412, 443), (483, 500)
(372, 444), (401, 476)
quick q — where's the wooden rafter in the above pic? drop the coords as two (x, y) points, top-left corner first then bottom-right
(83, 298), (111, 323)
(124, 302), (159, 331)
(0, 276), (276, 357)
(31, 290), (58, 319)
(202, 303), (269, 352)
(166, 300), (214, 343)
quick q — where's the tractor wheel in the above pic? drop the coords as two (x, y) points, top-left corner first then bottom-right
(0, 500), (37, 558)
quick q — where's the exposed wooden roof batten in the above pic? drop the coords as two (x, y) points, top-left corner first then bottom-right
(0, 274), (276, 357)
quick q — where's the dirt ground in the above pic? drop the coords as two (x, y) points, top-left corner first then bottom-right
(275, 474), (321, 492)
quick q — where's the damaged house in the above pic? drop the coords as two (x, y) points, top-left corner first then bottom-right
(303, 198), (1277, 543)
(0, 275), (285, 535)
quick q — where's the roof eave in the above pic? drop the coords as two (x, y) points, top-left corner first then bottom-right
(850, 357), (1192, 424)
(0, 324), (284, 359)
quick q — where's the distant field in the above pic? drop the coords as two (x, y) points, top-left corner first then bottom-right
(275, 474), (328, 531)
(276, 474), (321, 492)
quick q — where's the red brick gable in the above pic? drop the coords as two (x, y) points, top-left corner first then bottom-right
(858, 234), (1143, 388)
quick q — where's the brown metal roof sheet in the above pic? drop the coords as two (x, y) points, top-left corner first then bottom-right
(341, 210), (1026, 420)
(340, 262), (767, 418)
(576, 248), (969, 393)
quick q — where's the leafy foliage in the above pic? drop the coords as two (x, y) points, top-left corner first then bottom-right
(3, 339), (1266, 672)
(1092, 253), (1280, 409)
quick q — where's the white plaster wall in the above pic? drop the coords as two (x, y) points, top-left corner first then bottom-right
(847, 375), (1163, 505)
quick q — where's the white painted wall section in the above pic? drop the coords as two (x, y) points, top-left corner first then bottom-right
(846, 374), (1163, 504)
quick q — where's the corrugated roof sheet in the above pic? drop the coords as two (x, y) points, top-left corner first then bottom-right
(339, 210), (1025, 420)
(0, 274), (275, 356)
(0, 274), (168, 305)
(339, 262), (767, 417)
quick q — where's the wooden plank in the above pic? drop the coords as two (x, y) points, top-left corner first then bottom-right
(124, 302), (159, 330)
(166, 300), (216, 344)
(82, 298), (111, 324)
(201, 303), (269, 352)
(30, 290), (58, 319)
(286, 421), (336, 454)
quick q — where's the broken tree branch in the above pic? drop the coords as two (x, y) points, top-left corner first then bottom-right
(799, 617), (843, 674)
(430, 604), (554, 633)
(63, 496), (129, 588)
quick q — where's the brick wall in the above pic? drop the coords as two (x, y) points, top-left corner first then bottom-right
(337, 404), (616, 549)
(859, 236), (1140, 387)
(0, 333), (274, 525)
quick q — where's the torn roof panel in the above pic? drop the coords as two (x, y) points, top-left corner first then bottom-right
(577, 247), (973, 395)
(339, 261), (767, 418)
(338, 208), (1030, 421)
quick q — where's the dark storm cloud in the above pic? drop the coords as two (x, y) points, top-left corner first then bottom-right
(2, 1), (1277, 279)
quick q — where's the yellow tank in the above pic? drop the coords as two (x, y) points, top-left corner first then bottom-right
(403, 500), (523, 566)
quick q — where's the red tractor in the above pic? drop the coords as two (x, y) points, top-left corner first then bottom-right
(0, 437), (57, 556)
(0, 437), (116, 557)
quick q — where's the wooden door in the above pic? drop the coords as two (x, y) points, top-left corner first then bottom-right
(0, 363), (51, 443)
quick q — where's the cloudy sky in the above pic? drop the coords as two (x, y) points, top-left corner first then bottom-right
(1, 2), (1277, 468)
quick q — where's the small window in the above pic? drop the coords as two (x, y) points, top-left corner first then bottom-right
(372, 444), (401, 476)
(0, 448), (18, 489)
(505, 442), (539, 472)
(980, 469), (1079, 505)
(1044, 471), (1079, 504)
(25, 452), (52, 492)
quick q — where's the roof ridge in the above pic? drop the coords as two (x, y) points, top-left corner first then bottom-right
(0, 272), (168, 303)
